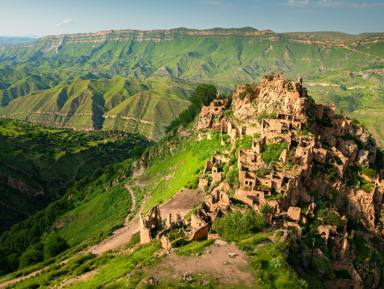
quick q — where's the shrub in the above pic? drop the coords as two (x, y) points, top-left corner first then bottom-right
(297, 127), (310, 136)
(334, 155), (342, 165)
(256, 111), (277, 124)
(324, 211), (341, 227)
(73, 263), (91, 276)
(261, 204), (272, 215)
(166, 84), (217, 132)
(44, 235), (69, 259)
(19, 249), (43, 269)
(335, 269), (352, 279)
(213, 210), (266, 241)
(275, 230), (283, 242)
(132, 146), (144, 159)
(239, 91), (247, 99)
(353, 234), (373, 263)
(226, 165), (239, 186)
(239, 135), (253, 149)
(261, 142), (289, 164)
(361, 167), (377, 178)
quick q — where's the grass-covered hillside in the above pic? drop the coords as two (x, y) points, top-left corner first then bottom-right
(0, 28), (383, 143)
(0, 28), (383, 86)
(0, 158), (136, 277)
(0, 118), (152, 233)
(0, 75), (193, 141)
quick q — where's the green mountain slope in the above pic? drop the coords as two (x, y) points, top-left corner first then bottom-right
(0, 119), (152, 233)
(0, 28), (383, 85)
(0, 77), (193, 140)
(0, 28), (383, 142)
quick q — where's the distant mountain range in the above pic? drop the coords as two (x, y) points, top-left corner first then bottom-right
(0, 36), (36, 46)
(0, 27), (383, 143)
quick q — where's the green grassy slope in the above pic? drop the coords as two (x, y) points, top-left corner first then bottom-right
(0, 77), (193, 141)
(0, 159), (136, 276)
(0, 119), (152, 233)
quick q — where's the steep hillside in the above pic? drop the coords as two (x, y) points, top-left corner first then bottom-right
(0, 119), (152, 233)
(0, 28), (383, 142)
(1, 75), (384, 289)
(0, 77), (193, 141)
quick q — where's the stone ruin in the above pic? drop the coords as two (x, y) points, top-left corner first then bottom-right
(195, 73), (384, 287)
(140, 205), (162, 244)
(139, 185), (233, 250)
(140, 74), (384, 288)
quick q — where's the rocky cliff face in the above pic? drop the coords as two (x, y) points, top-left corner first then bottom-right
(0, 28), (272, 52)
(0, 171), (43, 197)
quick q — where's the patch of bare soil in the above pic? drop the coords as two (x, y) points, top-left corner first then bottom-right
(148, 242), (256, 288)
(159, 188), (204, 220)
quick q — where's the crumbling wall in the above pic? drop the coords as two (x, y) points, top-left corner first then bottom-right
(140, 205), (162, 244)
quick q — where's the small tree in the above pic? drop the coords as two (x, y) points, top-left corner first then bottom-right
(190, 84), (218, 109)
(261, 204), (272, 215)
(165, 84), (218, 132)
(213, 210), (265, 241)
(44, 235), (69, 259)
(19, 249), (43, 269)
(132, 146), (144, 159)
(324, 211), (341, 227)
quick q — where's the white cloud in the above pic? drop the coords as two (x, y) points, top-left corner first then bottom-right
(204, 0), (224, 5)
(317, 0), (384, 8)
(56, 19), (74, 28)
(203, 0), (235, 7)
(285, 0), (310, 7)
(283, 0), (384, 8)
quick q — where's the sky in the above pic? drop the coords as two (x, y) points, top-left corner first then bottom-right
(0, 0), (383, 37)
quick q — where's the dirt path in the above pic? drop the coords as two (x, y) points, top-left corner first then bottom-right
(124, 183), (136, 226)
(87, 183), (138, 256)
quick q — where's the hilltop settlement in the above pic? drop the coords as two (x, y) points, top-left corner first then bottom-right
(138, 73), (384, 289)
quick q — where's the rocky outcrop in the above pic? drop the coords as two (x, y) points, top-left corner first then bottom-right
(0, 171), (43, 197)
(192, 74), (384, 288)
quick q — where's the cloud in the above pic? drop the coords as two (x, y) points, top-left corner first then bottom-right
(203, 0), (224, 5)
(283, 0), (384, 8)
(316, 0), (384, 8)
(56, 19), (74, 28)
(203, 0), (234, 7)
(285, 0), (310, 7)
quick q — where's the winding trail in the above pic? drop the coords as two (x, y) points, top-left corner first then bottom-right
(87, 183), (140, 256)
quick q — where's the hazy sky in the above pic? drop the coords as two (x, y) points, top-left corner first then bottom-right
(0, 0), (383, 37)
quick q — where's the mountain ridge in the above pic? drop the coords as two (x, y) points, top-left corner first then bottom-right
(0, 27), (383, 143)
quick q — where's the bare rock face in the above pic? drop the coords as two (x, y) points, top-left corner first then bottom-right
(231, 74), (309, 123)
(356, 149), (370, 168)
(337, 140), (358, 161)
(0, 171), (43, 196)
